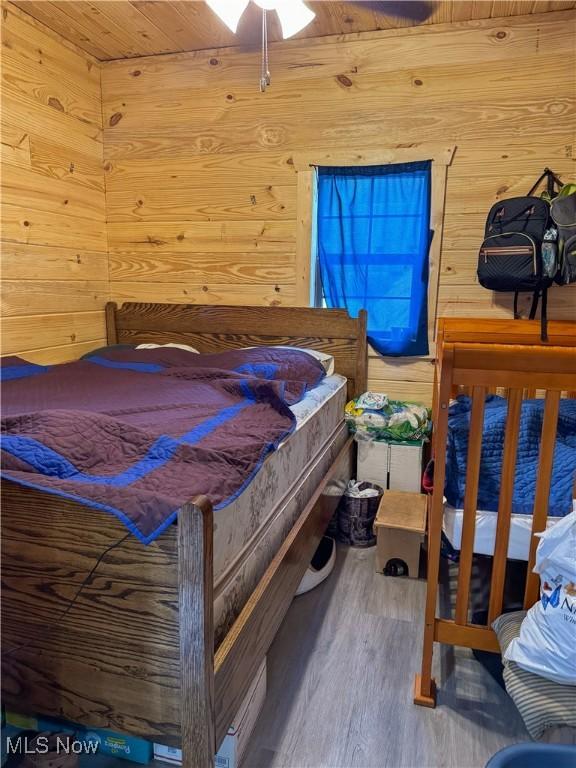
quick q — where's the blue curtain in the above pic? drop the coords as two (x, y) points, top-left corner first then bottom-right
(316, 161), (432, 356)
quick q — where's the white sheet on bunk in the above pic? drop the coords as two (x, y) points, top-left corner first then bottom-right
(442, 503), (561, 562)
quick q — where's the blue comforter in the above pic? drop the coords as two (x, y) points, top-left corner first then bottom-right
(445, 396), (576, 516)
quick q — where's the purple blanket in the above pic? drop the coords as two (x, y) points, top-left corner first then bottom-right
(1, 346), (325, 543)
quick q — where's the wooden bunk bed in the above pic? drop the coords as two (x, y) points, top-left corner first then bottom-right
(414, 317), (576, 708)
(2, 302), (368, 768)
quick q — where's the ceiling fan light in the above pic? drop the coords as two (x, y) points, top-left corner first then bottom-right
(275, 1), (316, 39)
(206, 0), (249, 33)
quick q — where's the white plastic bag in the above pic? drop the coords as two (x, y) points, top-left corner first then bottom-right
(345, 480), (380, 498)
(504, 508), (576, 685)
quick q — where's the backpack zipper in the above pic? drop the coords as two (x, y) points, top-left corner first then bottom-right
(482, 231), (537, 274)
(482, 247), (533, 255)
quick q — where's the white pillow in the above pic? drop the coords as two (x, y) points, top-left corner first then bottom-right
(504, 508), (576, 685)
(136, 343), (200, 353)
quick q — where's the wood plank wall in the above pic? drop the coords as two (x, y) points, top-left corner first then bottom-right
(1, 4), (108, 363)
(3, 8), (574, 394)
(102, 12), (576, 400)
(101, 10), (576, 404)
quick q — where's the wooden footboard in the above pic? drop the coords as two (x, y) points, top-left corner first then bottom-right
(2, 436), (353, 767)
(2, 482), (191, 737)
(414, 319), (576, 708)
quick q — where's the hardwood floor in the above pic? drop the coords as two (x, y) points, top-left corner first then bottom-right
(242, 545), (528, 768)
(5, 545), (529, 768)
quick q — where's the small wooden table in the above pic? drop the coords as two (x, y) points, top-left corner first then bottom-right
(374, 491), (427, 578)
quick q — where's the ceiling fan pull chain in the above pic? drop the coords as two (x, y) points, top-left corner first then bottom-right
(264, 9), (271, 87)
(260, 9), (271, 92)
(260, 9), (265, 91)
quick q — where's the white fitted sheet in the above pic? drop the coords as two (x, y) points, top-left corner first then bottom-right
(443, 503), (561, 561)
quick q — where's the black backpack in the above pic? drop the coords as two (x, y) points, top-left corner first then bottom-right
(551, 190), (576, 285)
(476, 169), (562, 341)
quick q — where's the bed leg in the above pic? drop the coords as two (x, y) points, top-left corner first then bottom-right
(414, 497), (440, 708)
(414, 518), (440, 707)
(414, 500), (442, 708)
(413, 585), (438, 708)
(178, 496), (215, 768)
(414, 673), (437, 708)
(414, 347), (453, 709)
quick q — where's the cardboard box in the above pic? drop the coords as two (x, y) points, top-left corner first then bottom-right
(82, 729), (152, 763)
(4, 712), (152, 764)
(357, 440), (423, 493)
(374, 491), (427, 578)
(154, 657), (266, 768)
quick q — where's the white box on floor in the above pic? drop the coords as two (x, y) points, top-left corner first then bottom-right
(154, 658), (266, 768)
(357, 440), (423, 492)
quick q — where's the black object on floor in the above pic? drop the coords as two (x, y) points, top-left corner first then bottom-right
(384, 558), (409, 577)
(310, 535), (334, 571)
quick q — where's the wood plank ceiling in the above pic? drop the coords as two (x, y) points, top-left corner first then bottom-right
(11, 0), (576, 60)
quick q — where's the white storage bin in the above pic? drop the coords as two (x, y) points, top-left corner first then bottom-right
(357, 440), (423, 493)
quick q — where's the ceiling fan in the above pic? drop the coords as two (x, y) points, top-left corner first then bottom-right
(206, 1), (435, 91)
(207, 0), (316, 41)
(206, 1), (435, 40)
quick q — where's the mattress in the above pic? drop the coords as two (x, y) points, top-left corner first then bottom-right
(443, 503), (560, 562)
(214, 374), (348, 642)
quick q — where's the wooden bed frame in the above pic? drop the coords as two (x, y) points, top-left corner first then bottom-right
(414, 318), (576, 708)
(2, 302), (367, 768)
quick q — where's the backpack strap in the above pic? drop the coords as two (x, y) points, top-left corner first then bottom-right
(547, 173), (556, 199)
(528, 290), (540, 320)
(540, 287), (549, 343)
(527, 167), (563, 198)
(528, 170), (548, 197)
(527, 289), (549, 342)
(513, 291), (520, 320)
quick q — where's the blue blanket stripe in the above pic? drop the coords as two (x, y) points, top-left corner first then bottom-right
(1, 434), (178, 486)
(180, 400), (250, 444)
(214, 417), (296, 511)
(1, 400), (252, 488)
(235, 362), (278, 379)
(0, 363), (49, 382)
(0, 474), (177, 545)
(85, 356), (165, 373)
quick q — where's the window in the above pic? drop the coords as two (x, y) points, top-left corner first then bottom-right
(313, 161), (432, 356)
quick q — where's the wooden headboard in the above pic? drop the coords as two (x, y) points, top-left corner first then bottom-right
(106, 302), (367, 399)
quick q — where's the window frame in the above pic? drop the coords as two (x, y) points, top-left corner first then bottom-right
(293, 144), (456, 352)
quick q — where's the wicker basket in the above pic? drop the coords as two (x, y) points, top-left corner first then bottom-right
(338, 482), (383, 548)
